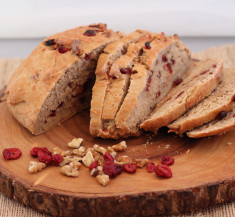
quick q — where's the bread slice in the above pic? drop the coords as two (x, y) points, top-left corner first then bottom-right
(98, 33), (156, 138)
(6, 24), (119, 135)
(89, 30), (149, 137)
(141, 59), (223, 133)
(187, 107), (235, 138)
(168, 68), (235, 135)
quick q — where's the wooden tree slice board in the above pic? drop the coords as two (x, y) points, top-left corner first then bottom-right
(0, 45), (234, 216)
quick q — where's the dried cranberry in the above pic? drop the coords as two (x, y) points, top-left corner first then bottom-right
(85, 54), (91, 60)
(58, 46), (69, 54)
(217, 111), (227, 120)
(146, 75), (152, 91)
(49, 110), (56, 117)
(123, 163), (137, 173)
(40, 147), (51, 155)
(156, 91), (161, 98)
(30, 147), (41, 157)
(38, 150), (53, 165)
(176, 91), (184, 99)
(103, 161), (123, 177)
(145, 42), (151, 49)
(84, 30), (96, 36)
(89, 161), (98, 170)
(3, 148), (22, 160)
(45, 39), (56, 46)
(146, 163), (155, 173)
(174, 78), (182, 86)
(161, 156), (174, 166)
(200, 69), (210, 75)
(155, 165), (172, 178)
(53, 154), (63, 166)
(166, 63), (172, 73)
(104, 152), (114, 163)
(232, 95), (235, 102)
(162, 54), (168, 62)
(120, 67), (132, 75)
(171, 58), (175, 65)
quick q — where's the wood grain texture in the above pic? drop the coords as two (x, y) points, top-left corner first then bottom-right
(0, 45), (234, 216)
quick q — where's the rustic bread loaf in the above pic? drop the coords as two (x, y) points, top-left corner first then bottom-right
(187, 107), (235, 138)
(89, 30), (149, 137)
(168, 68), (235, 135)
(6, 24), (119, 135)
(141, 59), (223, 133)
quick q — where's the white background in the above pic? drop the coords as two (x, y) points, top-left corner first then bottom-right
(0, 0), (235, 57)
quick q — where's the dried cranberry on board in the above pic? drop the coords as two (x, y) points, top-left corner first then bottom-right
(161, 156), (174, 166)
(104, 152), (114, 163)
(30, 147), (41, 157)
(123, 163), (137, 173)
(45, 39), (56, 46)
(155, 165), (172, 178)
(146, 163), (155, 173)
(145, 42), (151, 49)
(89, 161), (98, 170)
(3, 148), (22, 160)
(84, 30), (96, 36)
(53, 154), (63, 166)
(103, 161), (123, 177)
(38, 150), (53, 165)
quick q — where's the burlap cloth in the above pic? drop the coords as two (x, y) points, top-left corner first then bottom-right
(0, 44), (234, 217)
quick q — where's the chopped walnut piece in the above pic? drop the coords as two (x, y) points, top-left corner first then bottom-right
(28, 161), (46, 173)
(53, 147), (63, 155)
(93, 144), (107, 155)
(135, 158), (149, 168)
(68, 138), (83, 149)
(117, 155), (132, 164)
(97, 166), (104, 175)
(90, 168), (98, 177)
(60, 164), (79, 177)
(92, 151), (105, 166)
(107, 146), (117, 158)
(96, 175), (110, 186)
(59, 156), (82, 166)
(61, 150), (72, 157)
(82, 150), (95, 167)
(112, 141), (127, 152)
(73, 146), (86, 157)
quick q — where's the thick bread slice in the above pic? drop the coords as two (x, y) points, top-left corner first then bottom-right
(141, 59), (223, 133)
(6, 23), (119, 135)
(187, 107), (235, 138)
(115, 35), (191, 138)
(168, 68), (235, 135)
(99, 33), (156, 138)
(89, 30), (148, 137)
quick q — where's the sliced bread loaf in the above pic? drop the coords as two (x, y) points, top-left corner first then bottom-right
(6, 24), (119, 135)
(168, 68), (235, 135)
(93, 33), (191, 138)
(141, 59), (223, 133)
(89, 30), (150, 137)
(187, 107), (235, 138)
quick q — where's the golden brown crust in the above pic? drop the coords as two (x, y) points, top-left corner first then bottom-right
(6, 24), (119, 134)
(141, 59), (223, 133)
